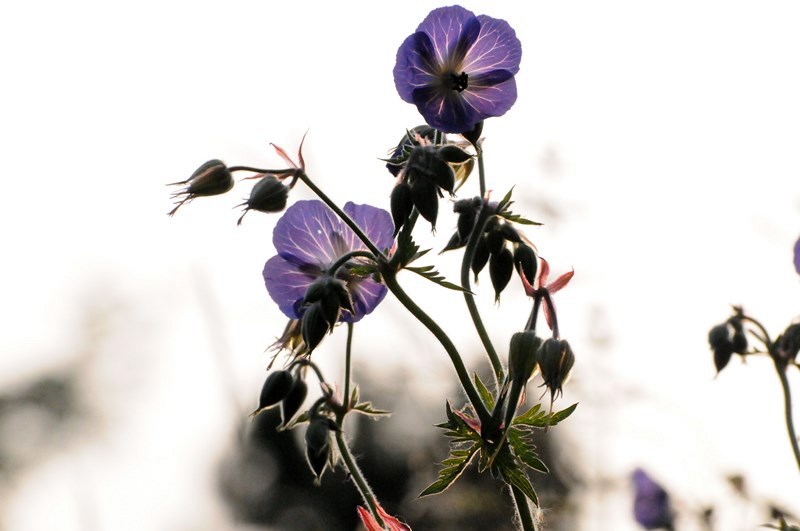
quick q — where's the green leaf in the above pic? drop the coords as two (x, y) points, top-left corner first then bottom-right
(419, 443), (480, 497)
(493, 444), (539, 506)
(473, 372), (495, 410)
(436, 401), (481, 442)
(495, 187), (515, 214)
(351, 401), (392, 417)
(513, 403), (577, 429)
(407, 265), (472, 293)
(499, 212), (543, 226)
(507, 428), (549, 474)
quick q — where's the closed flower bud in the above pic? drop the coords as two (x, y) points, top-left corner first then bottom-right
(490, 247), (514, 301)
(305, 417), (333, 482)
(730, 319), (748, 355)
(461, 120), (484, 146)
(411, 178), (439, 227)
(254, 370), (295, 414)
(301, 302), (329, 352)
(708, 323), (735, 373)
(508, 331), (542, 386)
(499, 223), (522, 244)
(538, 338), (575, 402)
(280, 377), (308, 427)
(437, 145), (472, 164)
(456, 204), (477, 242)
(471, 236), (490, 280)
(390, 182), (414, 235)
(237, 175), (289, 225)
(168, 159), (234, 216)
(486, 228), (506, 256)
(776, 323), (800, 365)
(514, 244), (538, 286)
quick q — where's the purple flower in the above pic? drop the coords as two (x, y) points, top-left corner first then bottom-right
(632, 468), (674, 530)
(263, 200), (394, 323)
(794, 235), (800, 275)
(393, 5), (522, 134)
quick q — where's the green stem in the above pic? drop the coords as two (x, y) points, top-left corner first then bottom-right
(298, 172), (386, 260)
(382, 270), (491, 424)
(461, 203), (504, 383)
(328, 250), (379, 276)
(476, 145), (486, 199)
(334, 323), (383, 526)
(335, 429), (384, 528)
(774, 360), (800, 472)
(511, 485), (536, 531)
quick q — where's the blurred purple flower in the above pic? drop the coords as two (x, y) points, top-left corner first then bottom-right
(393, 5), (521, 133)
(263, 200), (394, 323)
(632, 468), (674, 530)
(794, 235), (800, 275)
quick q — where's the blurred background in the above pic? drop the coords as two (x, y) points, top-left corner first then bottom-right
(1, 1), (800, 529)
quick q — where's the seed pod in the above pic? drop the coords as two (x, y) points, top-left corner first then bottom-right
(280, 377), (308, 427)
(168, 159), (234, 216)
(489, 247), (514, 301)
(457, 207), (476, 242)
(499, 223), (522, 244)
(237, 175), (289, 225)
(254, 370), (295, 414)
(411, 179), (439, 228)
(777, 323), (800, 363)
(437, 144), (472, 164)
(486, 228), (506, 256)
(305, 417), (332, 482)
(514, 244), (538, 286)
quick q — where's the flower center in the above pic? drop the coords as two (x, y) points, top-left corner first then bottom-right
(449, 71), (468, 92)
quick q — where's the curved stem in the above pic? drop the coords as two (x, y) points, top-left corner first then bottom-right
(511, 485), (536, 531)
(328, 250), (379, 276)
(461, 204), (503, 383)
(343, 323), (354, 413)
(298, 173), (386, 260)
(539, 289), (559, 340)
(382, 270), (491, 424)
(228, 165), (294, 175)
(774, 360), (800, 472)
(335, 429), (384, 527)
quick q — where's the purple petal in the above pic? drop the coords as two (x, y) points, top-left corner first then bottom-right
(343, 202), (395, 252)
(412, 86), (482, 133)
(342, 280), (388, 323)
(632, 469), (673, 530)
(463, 15), (522, 76)
(263, 255), (316, 319)
(416, 6), (479, 68)
(272, 200), (344, 267)
(794, 235), (800, 275)
(394, 32), (439, 103)
(462, 77), (518, 121)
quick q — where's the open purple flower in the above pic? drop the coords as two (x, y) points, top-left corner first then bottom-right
(263, 200), (394, 323)
(393, 5), (522, 134)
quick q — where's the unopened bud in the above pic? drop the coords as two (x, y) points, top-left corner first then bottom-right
(253, 370), (294, 415)
(514, 244), (538, 286)
(280, 377), (308, 427)
(708, 323), (735, 373)
(390, 182), (414, 235)
(538, 338), (575, 402)
(237, 175), (289, 225)
(305, 417), (333, 482)
(508, 331), (542, 385)
(490, 247), (514, 301)
(168, 159), (234, 216)
(301, 302), (329, 352)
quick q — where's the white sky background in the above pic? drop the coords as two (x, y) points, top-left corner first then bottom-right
(1, 1), (800, 530)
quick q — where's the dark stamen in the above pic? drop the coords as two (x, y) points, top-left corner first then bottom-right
(450, 72), (468, 92)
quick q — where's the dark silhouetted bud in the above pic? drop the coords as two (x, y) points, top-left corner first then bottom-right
(254, 370), (294, 414)
(457, 206), (477, 242)
(301, 303), (329, 352)
(499, 223), (522, 244)
(776, 323), (800, 365)
(441, 231), (463, 253)
(305, 417), (333, 483)
(486, 228), (506, 256)
(708, 323), (735, 373)
(236, 175), (289, 225)
(411, 179), (439, 228)
(472, 236), (490, 280)
(490, 247), (514, 301)
(280, 377), (308, 427)
(437, 145), (472, 164)
(390, 182), (414, 235)
(538, 338), (575, 402)
(385, 125), (435, 177)
(168, 159), (234, 216)
(461, 120), (484, 146)
(508, 331), (542, 386)
(514, 244), (538, 286)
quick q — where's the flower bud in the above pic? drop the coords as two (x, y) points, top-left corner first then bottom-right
(776, 323), (800, 365)
(489, 247), (514, 301)
(508, 331), (542, 386)
(280, 377), (308, 427)
(390, 182), (414, 235)
(461, 120), (484, 146)
(708, 323), (735, 373)
(254, 370), (294, 414)
(486, 228), (506, 256)
(538, 338), (575, 402)
(437, 145), (472, 164)
(411, 178), (439, 227)
(167, 159), (234, 216)
(514, 244), (538, 286)
(471, 236), (490, 280)
(305, 417), (333, 483)
(236, 175), (289, 224)
(301, 302), (329, 352)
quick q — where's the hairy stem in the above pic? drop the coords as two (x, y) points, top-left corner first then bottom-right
(774, 361), (800, 472)
(335, 429), (383, 527)
(511, 485), (536, 531)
